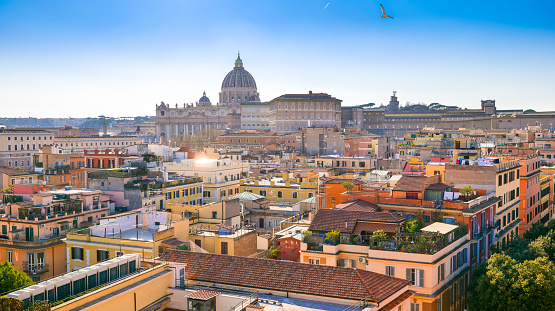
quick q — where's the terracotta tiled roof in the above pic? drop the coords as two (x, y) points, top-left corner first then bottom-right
(246, 304), (264, 309)
(186, 289), (220, 300)
(324, 179), (364, 185)
(160, 250), (409, 303)
(0, 167), (33, 176)
(379, 290), (416, 311)
(426, 182), (452, 191)
(335, 200), (379, 212)
(352, 222), (399, 234)
(309, 209), (406, 233)
(393, 176), (429, 192)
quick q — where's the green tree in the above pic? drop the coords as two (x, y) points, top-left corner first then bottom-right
(0, 261), (34, 294)
(341, 182), (355, 192)
(469, 254), (555, 311)
(405, 219), (420, 233)
(325, 229), (341, 245)
(372, 229), (387, 240)
(28, 301), (51, 311)
(0, 297), (23, 311)
(459, 185), (475, 201)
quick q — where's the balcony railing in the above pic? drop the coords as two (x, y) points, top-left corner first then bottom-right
(22, 262), (49, 274)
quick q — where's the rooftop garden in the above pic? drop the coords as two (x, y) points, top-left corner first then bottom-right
(303, 224), (468, 255)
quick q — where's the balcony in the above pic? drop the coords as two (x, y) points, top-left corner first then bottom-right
(22, 262), (49, 275)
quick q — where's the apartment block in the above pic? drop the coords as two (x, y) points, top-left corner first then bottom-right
(0, 189), (110, 281)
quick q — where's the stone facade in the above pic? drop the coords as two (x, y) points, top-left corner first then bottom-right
(155, 54), (259, 139)
(268, 91), (342, 133)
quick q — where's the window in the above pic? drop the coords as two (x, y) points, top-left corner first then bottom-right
(221, 242), (228, 255)
(424, 215), (430, 223)
(174, 190), (180, 198)
(212, 211), (217, 219)
(115, 251), (124, 257)
(438, 263), (445, 282)
(7, 250), (13, 264)
(97, 250), (109, 262)
(277, 191), (283, 198)
(410, 302), (420, 311)
(385, 266), (395, 277)
(406, 268), (424, 287)
(406, 192), (418, 199)
(183, 188), (189, 196)
(72, 247), (84, 260)
(308, 258), (320, 265)
(292, 192), (298, 199)
(166, 192), (172, 200)
(260, 190), (267, 196)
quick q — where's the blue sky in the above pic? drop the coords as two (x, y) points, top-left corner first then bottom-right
(0, 0), (554, 117)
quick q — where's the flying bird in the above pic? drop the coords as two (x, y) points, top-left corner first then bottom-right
(380, 4), (394, 19)
(323, 2), (329, 10)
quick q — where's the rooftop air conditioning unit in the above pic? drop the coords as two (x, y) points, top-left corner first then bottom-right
(358, 257), (367, 263)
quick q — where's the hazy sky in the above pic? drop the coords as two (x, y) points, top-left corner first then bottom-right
(1, 0), (554, 118)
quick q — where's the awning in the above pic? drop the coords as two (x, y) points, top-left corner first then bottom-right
(353, 222), (398, 234)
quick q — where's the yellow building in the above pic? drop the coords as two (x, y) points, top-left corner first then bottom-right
(189, 226), (257, 257)
(152, 176), (204, 208)
(166, 198), (241, 229)
(165, 158), (249, 204)
(64, 206), (189, 271)
(240, 172), (318, 203)
(426, 162), (447, 182)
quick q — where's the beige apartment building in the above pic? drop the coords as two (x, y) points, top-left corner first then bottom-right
(268, 92), (342, 132)
(0, 128), (55, 169)
(53, 135), (142, 153)
(165, 158), (249, 204)
(445, 158), (522, 245)
(0, 189), (110, 282)
(300, 209), (471, 311)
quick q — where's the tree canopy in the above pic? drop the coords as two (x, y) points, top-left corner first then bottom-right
(469, 254), (555, 311)
(469, 221), (555, 310)
(0, 262), (34, 295)
(341, 182), (355, 191)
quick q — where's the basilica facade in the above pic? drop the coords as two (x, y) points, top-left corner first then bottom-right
(155, 54), (260, 139)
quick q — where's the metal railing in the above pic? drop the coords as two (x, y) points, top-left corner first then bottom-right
(228, 291), (258, 311)
(22, 262), (49, 274)
(342, 299), (368, 311)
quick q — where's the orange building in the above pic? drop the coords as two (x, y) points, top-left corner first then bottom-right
(320, 178), (364, 209)
(84, 149), (125, 169)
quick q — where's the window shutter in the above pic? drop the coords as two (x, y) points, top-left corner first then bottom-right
(419, 269), (424, 287)
(391, 266), (395, 277)
(406, 268), (411, 281)
(339, 258), (345, 267)
(71, 247), (75, 259)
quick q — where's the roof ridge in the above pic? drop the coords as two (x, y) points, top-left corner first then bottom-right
(354, 268), (374, 302)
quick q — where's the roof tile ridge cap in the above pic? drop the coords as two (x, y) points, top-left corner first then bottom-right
(353, 268), (374, 302)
